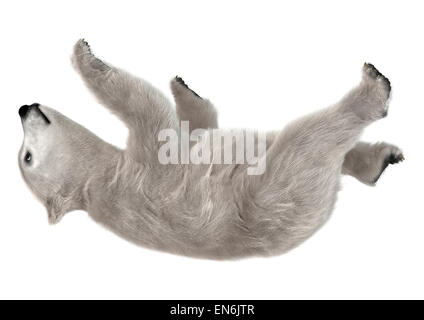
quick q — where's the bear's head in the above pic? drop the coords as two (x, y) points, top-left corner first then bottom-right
(18, 104), (108, 224)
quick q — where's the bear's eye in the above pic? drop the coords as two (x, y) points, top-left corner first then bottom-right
(24, 151), (32, 164)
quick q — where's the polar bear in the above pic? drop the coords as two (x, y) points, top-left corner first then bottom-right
(18, 40), (404, 259)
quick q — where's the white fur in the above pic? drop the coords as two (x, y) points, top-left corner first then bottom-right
(18, 40), (403, 259)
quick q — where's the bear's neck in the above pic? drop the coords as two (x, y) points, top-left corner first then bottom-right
(73, 139), (123, 213)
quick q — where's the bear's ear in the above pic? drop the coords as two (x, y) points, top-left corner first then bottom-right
(45, 193), (77, 225)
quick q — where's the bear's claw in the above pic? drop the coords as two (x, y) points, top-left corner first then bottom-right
(372, 147), (404, 184)
(174, 76), (202, 99)
(363, 62), (391, 93)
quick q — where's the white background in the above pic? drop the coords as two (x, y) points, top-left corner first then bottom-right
(0, 0), (423, 299)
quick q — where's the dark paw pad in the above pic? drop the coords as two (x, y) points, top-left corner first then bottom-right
(175, 76), (202, 99)
(373, 151), (404, 184)
(363, 62), (391, 92)
(387, 152), (405, 164)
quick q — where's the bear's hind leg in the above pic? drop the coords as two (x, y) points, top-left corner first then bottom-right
(342, 142), (404, 185)
(266, 63), (393, 175)
(252, 64), (393, 249)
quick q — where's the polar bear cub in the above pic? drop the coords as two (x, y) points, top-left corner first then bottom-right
(18, 40), (403, 259)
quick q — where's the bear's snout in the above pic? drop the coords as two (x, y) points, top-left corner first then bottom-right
(19, 103), (40, 119)
(19, 103), (50, 124)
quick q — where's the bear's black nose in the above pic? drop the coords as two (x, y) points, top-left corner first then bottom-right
(19, 103), (40, 119)
(19, 105), (30, 118)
